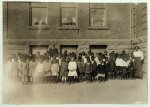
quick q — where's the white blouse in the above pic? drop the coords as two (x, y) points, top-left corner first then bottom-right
(133, 50), (144, 60)
(115, 58), (124, 67)
(68, 61), (77, 71)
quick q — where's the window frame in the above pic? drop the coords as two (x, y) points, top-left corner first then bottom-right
(88, 3), (109, 30)
(29, 2), (50, 30)
(58, 3), (79, 30)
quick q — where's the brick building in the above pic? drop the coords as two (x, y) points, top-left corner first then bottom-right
(3, 2), (147, 73)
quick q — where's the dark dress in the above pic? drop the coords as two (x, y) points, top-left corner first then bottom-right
(60, 61), (68, 76)
(85, 62), (92, 76)
(134, 57), (143, 78)
(77, 61), (85, 76)
(48, 48), (58, 57)
(91, 61), (97, 77)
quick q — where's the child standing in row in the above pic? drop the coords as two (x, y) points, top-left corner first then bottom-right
(28, 57), (37, 84)
(21, 57), (29, 85)
(77, 56), (85, 82)
(60, 57), (68, 84)
(51, 58), (59, 84)
(68, 57), (77, 84)
(85, 57), (92, 83)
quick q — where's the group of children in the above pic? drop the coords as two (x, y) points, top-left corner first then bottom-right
(5, 50), (137, 85)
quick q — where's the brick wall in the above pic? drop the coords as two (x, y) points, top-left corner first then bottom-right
(133, 3), (147, 78)
(4, 2), (131, 39)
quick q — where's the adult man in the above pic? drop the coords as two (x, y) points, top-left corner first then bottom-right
(48, 43), (58, 57)
(133, 46), (144, 79)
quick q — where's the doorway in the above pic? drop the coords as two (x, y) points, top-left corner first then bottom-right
(89, 45), (107, 54)
(60, 45), (78, 55)
(30, 45), (48, 55)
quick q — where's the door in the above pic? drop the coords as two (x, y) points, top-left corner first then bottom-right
(90, 45), (107, 55)
(60, 45), (78, 55)
(30, 45), (48, 55)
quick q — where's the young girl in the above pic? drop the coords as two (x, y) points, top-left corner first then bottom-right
(28, 57), (37, 84)
(43, 57), (51, 83)
(60, 57), (68, 84)
(21, 57), (29, 85)
(11, 57), (18, 82)
(84, 57), (92, 83)
(115, 54), (124, 79)
(77, 56), (85, 82)
(122, 57), (130, 79)
(35, 57), (44, 83)
(129, 54), (136, 79)
(51, 58), (59, 84)
(91, 56), (97, 82)
(97, 58), (105, 83)
(68, 56), (77, 84)
(5, 57), (13, 81)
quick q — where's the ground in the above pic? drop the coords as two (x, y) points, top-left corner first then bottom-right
(2, 77), (147, 104)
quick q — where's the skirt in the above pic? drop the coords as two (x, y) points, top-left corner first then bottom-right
(134, 57), (143, 78)
(60, 70), (68, 76)
(68, 70), (77, 76)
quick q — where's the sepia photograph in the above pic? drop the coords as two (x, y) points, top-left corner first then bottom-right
(2, 1), (148, 104)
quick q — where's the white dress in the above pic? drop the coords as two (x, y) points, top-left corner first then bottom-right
(68, 61), (77, 76)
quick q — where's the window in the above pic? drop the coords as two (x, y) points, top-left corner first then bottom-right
(89, 3), (108, 29)
(30, 3), (48, 26)
(60, 3), (78, 26)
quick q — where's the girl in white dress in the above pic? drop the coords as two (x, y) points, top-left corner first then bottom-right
(51, 58), (59, 84)
(68, 57), (77, 84)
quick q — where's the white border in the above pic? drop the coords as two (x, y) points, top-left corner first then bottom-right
(0, 0), (149, 107)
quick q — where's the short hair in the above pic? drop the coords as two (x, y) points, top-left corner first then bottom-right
(134, 46), (140, 49)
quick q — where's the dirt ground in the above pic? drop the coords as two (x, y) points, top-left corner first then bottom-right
(2, 77), (147, 104)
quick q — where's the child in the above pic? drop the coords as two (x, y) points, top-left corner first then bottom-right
(68, 56), (78, 84)
(21, 57), (29, 85)
(60, 57), (68, 84)
(122, 57), (130, 79)
(51, 58), (59, 84)
(115, 54), (124, 79)
(129, 54), (136, 79)
(28, 57), (37, 84)
(35, 57), (44, 83)
(5, 57), (13, 81)
(91, 56), (97, 82)
(77, 56), (85, 82)
(11, 57), (18, 82)
(97, 59), (105, 83)
(104, 57), (109, 81)
(108, 53), (116, 79)
(43, 57), (51, 83)
(84, 57), (92, 83)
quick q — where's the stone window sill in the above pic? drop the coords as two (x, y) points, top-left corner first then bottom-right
(58, 25), (80, 30)
(28, 25), (50, 30)
(88, 26), (109, 30)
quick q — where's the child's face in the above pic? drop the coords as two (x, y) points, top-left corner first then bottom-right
(71, 57), (75, 61)
(87, 58), (90, 62)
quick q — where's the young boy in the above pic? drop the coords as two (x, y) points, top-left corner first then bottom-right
(91, 56), (97, 82)
(77, 56), (85, 82)
(68, 56), (78, 84)
(84, 57), (92, 83)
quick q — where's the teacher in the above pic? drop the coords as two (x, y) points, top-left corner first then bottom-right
(133, 46), (144, 79)
(48, 43), (58, 57)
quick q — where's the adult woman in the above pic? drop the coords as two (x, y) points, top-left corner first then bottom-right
(133, 46), (144, 79)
